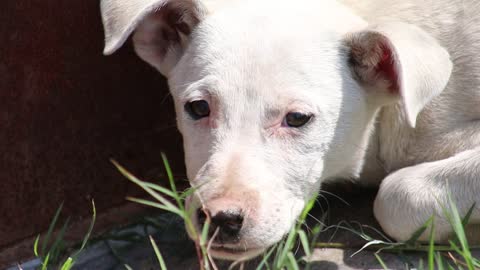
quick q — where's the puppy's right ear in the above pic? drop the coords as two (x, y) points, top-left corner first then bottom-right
(101, 0), (208, 75)
(344, 22), (452, 127)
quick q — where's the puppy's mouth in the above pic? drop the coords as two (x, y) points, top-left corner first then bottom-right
(209, 245), (265, 261)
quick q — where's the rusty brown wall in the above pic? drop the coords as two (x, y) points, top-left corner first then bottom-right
(0, 1), (185, 248)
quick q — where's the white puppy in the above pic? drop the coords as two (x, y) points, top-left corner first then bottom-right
(101, 0), (480, 260)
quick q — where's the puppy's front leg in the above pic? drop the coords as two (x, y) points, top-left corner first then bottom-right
(374, 148), (480, 242)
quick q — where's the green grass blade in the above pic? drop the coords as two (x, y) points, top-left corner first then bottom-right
(161, 153), (183, 210)
(41, 253), (50, 270)
(41, 202), (64, 254)
(255, 246), (276, 270)
(72, 200), (96, 258)
(161, 153), (175, 189)
(474, 258), (480, 268)
(287, 252), (300, 270)
(448, 241), (473, 270)
(406, 216), (433, 246)
(34, 235), (40, 257)
(60, 257), (74, 270)
(443, 193), (474, 270)
(418, 259), (425, 270)
(49, 217), (70, 261)
(112, 160), (180, 212)
(351, 240), (390, 257)
(265, 261), (272, 270)
(311, 223), (323, 237)
(124, 265), (134, 270)
(462, 203), (476, 228)
(299, 198), (316, 223)
(142, 182), (177, 198)
(298, 230), (311, 257)
(199, 219), (212, 270)
(200, 218), (210, 247)
(127, 197), (183, 217)
(435, 252), (445, 270)
(448, 240), (464, 256)
(428, 217), (435, 270)
(179, 182), (208, 201)
(273, 240), (286, 267)
(276, 229), (297, 268)
(179, 187), (197, 200)
(446, 263), (456, 270)
(150, 235), (168, 270)
(374, 253), (388, 270)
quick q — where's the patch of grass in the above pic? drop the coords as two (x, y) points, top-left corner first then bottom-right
(33, 154), (479, 269)
(32, 200), (96, 270)
(114, 154), (480, 270)
(314, 203), (480, 269)
(149, 235), (167, 270)
(112, 154), (215, 270)
(112, 154), (323, 270)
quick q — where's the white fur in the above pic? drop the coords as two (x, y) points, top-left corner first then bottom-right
(101, 0), (480, 260)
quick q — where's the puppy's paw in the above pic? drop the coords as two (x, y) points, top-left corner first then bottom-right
(373, 166), (451, 242)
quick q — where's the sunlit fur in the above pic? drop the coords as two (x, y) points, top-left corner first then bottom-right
(101, 0), (480, 260)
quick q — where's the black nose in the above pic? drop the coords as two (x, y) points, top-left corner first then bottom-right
(197, 209), (244, 243)
(211, 211), (244, 239)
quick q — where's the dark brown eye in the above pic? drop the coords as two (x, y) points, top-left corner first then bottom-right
(185, 100), (210, 120)
(284, 112), (312, 128)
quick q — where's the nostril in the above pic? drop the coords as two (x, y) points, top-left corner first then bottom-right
(196, 208), (244, 244)
(211, 211), (244, 238)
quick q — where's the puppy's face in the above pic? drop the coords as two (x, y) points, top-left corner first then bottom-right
(168, 3), (372, 260)
(102, 0), (452, 261)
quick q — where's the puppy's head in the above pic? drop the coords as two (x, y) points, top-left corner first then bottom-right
(102, 0), (452, 260)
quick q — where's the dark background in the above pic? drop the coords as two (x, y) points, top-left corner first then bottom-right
(0, 0), (186, 252)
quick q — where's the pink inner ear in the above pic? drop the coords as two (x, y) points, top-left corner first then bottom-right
(376, 44), (400, 93)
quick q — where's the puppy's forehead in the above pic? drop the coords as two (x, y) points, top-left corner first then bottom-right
(194, 4), (343, 63)
(169, 0), (366, 111)
(177, 14), (341, 92)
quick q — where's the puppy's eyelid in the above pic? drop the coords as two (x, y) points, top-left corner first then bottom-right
(283, 112), (314, 128)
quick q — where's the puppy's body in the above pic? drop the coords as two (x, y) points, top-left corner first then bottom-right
(345, 0), (480, 178)
(337, 0), (480, 241)
(101, 0), (480, 259)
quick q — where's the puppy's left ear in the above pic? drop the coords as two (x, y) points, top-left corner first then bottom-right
(345, 21), (453, 127)
(101, 0), (208, 75)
